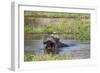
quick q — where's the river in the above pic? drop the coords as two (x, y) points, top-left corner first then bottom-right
(24, 40), (90, 59)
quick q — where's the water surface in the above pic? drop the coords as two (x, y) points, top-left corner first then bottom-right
(24, 40), (90, 59)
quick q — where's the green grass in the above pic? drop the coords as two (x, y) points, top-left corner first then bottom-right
(24, 11), (90, 41)
(24, 21), (90, 40)
(24, 53), (78, 62)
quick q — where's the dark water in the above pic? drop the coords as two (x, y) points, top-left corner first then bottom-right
(24, 40), (90, 59)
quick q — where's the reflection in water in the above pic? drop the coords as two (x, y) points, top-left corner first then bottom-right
(24, 40), (90, 59)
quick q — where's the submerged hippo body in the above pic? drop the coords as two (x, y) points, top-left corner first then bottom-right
(56, 41), (69, 48)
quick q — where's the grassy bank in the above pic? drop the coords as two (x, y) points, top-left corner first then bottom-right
(24, 53), (78, 61)
(24, 11), (90, 41)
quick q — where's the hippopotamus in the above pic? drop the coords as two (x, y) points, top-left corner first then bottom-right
(43, 34), (69, 54)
